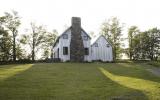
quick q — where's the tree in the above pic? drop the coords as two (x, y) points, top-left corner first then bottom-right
(89, 31), (96, 38)
(20, 22), (47, 61)
(101, 17), (123, 61)
(145, 28), (160, 60)
(42, 49), (50, 60)
(16, 43), (26, 60)
(130, 28), (160, 60)
(0, 28), (12, 61)
(3, 11), (21, 61)
(128, 26), (140, 60)
(0, 16), (12, 61)
(133, 32), (146, 60)
(42, 29), (58, 59)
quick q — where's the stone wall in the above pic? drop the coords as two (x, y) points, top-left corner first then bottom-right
(70, 17), (85, 62)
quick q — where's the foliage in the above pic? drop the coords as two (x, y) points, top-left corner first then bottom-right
(15, 43), (27, 60)
(101, 17), (124, 60)
(89, 31), (96, 38)
(128, 26), (140, 60)
(0, 10), (21, 61)
(128, 27), (160, 60)
(0, 28), (12, 61)
(20, 22), (48, 61)
(41, 29), (58, 59)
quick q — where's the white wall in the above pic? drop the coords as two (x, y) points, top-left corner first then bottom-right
(53, 41), (59, 58)
(91, 36), (113, 62)
(53, 29), (92, 62)
(58, 29), (71, 62)
(81, 31), (92, 62)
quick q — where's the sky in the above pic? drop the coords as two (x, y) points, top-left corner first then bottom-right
(1, 0), (160, 45)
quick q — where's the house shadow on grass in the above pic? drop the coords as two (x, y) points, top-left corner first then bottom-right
(0, 63), (149, 100)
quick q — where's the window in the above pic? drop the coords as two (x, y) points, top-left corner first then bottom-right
(63, 34), (68, 39)
(95, 43), (98, 47)
(63, 47), (68, 55)
(83, 36), (88, 41)
(85, 48), (89, 55)
(106, 44), (110, 47)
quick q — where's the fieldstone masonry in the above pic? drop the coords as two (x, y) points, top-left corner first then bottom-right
(70, 17), (85, 62)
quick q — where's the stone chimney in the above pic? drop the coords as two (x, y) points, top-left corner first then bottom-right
(70, 17), (85, 62)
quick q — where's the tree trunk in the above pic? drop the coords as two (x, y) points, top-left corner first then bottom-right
(32, 37), (35, 62)
(129, 49), (133, 60)
(13, 32), (16, 62)
(32, 47), (35, 62)
(113, 46), (116, 62)
(129, 34), (133, 60)
(129, 53), (132, 60)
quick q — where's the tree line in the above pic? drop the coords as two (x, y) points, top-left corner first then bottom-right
(0, 11), (58, 62)
(0, 11), (160, 63)
(127, 26), (160, 60)
(100, 17), (160, 61)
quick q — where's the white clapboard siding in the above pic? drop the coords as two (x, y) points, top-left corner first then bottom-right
(91, 36), (113, 62)
(58, 29), (71, 62)
(53, 28), (92, 62)
(81, 31), (92, 62)
(53, 33), (113, 62)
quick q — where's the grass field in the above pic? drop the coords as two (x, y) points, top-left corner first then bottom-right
(0, 63), (160, 100)
(147, 61), (160, 67)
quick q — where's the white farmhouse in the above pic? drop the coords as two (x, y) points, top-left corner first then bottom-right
(91, 35), (113, 62)
(53, 17), (92, 62)
(53, 17), (113, 62)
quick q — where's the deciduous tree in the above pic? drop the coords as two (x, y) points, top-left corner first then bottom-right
(3, 11), (21, 61)
(128, 26), (139, 60)
(20, 22), (47, 61)
(42, 29), (58, 59)
(101, 17), (123, 61)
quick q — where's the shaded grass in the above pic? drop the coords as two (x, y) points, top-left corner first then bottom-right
(147, 61), (160, 67)
(0, 63), (159, 100)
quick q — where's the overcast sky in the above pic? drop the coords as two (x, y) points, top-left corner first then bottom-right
(1, 0), (160, 37)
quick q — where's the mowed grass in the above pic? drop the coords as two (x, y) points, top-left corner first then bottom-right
(0, 63), (160, 100)
(147, 61), (160, 67)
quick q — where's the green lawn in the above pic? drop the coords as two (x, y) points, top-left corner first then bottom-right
(147, 61), (160, 67)
(0, 63), (160, 100)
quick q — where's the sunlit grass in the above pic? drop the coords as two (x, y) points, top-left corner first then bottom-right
(99, 67), (160, 99)
(0, 64), (33, 81)
(0, 63), (159, 100)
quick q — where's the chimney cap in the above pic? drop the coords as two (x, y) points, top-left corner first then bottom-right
(72, 17), (81, 19)
(72, 17), (81, 22)
(72, 17), (81, 26)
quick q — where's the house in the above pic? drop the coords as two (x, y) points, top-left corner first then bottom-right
(91, 35), (113, 62)
(53, 17), (113, 62)
(53, 17), (92, 62)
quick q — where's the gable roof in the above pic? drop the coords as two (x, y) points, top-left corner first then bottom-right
(81, 28), (91, 39)
(91, 35), (113, 48)
(53, 26), (91, 48)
